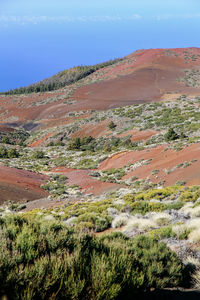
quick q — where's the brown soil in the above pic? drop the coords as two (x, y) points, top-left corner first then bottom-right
(29, 131), (54, 147)
(1, 48), (200, 129)
(117, 129), (158, 141)
(71, 120), (110, 138)
(98, 143), (200, 186)
(51, 167), (123, 195)
(72, 48), (200, 111)
(0, 125), (15, 133)
(0, 166), (49, 203)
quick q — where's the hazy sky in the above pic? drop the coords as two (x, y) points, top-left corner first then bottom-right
(0, 0), (200, 91)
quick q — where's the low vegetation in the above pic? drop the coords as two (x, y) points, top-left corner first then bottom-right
(0, 87), (200, 297)
(0, 215), (187, 299)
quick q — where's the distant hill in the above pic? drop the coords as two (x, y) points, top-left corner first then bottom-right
(0, 47), (200, 129)
(2, 58), (122, 94)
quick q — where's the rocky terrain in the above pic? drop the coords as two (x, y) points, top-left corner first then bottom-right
(1, 48), (200, 293)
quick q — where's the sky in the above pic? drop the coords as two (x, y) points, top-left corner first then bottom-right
(0, 0), (200, 91)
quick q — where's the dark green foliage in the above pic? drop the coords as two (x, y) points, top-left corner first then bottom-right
(1, 136), (10, 144)
(0, 130), (29, 146)
(0, 147), (19, 158)
(2, 59), (122, 95)
(67, 136), (96, 151)
(32, 150), (45, 159)
(74, 212), (111, 232)
(108, 121), (117, 130)
(68, 137), (82, 150)
(67, 136), (139, 153)
(0, 216), (186, 300)
(47, 141), (65, 147)
(164, 128), (179, 141)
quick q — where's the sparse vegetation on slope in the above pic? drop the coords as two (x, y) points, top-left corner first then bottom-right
(1, 48), (200, 297)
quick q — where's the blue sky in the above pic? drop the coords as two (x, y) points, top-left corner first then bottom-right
(0, 0), (200, 91)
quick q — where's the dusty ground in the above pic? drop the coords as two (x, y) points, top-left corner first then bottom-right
(117, 129), (159, 141)
(51, 167), (123, 195)
(98, 143), (200, 186)
(71, 120), (111, 138)
(72, 48), (200, 111)
(0, 165), (49, 203)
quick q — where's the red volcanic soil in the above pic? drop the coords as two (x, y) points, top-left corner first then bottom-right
(72, 48), (200, 110)
(51, 167), (122, 195)
(117, 129), (158, 142)
(98, 143), (200, 186)
(71, 120), (111, 138)
(0, 125), (15, 133)
(0, 92), (80, 128)
(29, 131), (54, 147)
(0, 166), (49, 203)
(1, 48), (200, 128)
(41, 113), (90, 130)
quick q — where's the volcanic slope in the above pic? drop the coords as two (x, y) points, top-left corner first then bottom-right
(0, 47), (200, 205)
(0, 166), (49, 203)
(1, 48), (200, 130)
(73, 48), (200, 109)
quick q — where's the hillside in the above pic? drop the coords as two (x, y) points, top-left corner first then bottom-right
(0, 47), (200, 201)
(0, 47), (200, 131)
(3, 58), (122, 94)
(1, 49), (200, 296)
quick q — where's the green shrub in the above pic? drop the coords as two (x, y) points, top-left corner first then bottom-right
(0, 216), (187, 299)
(165, 128), (179, 142)
(0, 147), (19, 158)
(32, 150), (45, 159)
(108, 121), (117, 130)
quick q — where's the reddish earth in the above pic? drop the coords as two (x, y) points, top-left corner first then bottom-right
(40, 113), (90, 130)
(29, 131), (54, 147)
(71, 120), (111, 138)
(72, 48), (200, 111)
(0, 166), (49, 203)
(0, 125), (15, 133)
(1, 48), (200, 205)
(22, 197), (77, 211)
(0, 48), (200, 129)
(98, 143), (200, 186)
(117, 129), (159, 142)
(51, 167), (123, 195)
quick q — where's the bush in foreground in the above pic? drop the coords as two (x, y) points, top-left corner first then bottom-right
(0, 216), (187, 299)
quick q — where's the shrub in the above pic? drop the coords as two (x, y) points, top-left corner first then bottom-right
(32, 150), (45, 159)
(0, 147), (19, 158)
(108, 121), (117, 130)
(112, 213), (130, 228)
(172, 224), (191, 240)
(0, 216), (187, 299)
(165, 128), (179, 141)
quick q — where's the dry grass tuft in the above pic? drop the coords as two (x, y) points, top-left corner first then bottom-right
(172, 224), (188, 239)
(123, 216), (157, 234)
(186, 218), (200, 229)
(188, 228), (200, 242)
(151, 212), (171, 226)
(112, 213), (130, 228)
